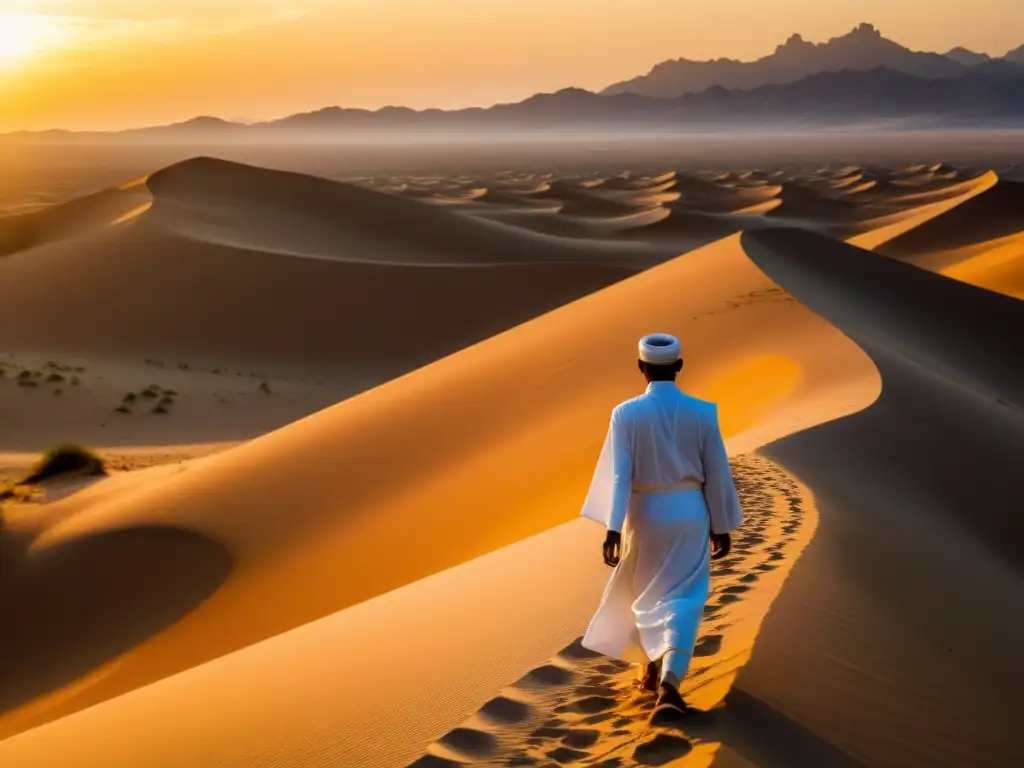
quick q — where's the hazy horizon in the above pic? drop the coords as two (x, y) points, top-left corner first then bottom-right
(1, 0), (1023, 132)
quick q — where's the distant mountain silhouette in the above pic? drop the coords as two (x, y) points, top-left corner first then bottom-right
(667, 67), (1024, 122)
(944, 47), (992, 66)
(1005, 43), (1024, 64)
(6, 65), (1024, 144)
(603, 23), (978, 97)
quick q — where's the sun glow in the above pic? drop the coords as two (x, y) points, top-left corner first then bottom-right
(0, 13), (64, 67)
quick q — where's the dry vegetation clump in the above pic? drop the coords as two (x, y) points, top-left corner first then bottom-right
(20, 444), (106, 485)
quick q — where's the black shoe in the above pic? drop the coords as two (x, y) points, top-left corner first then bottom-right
(650, 682), (690, 726)
(657, 682), (688, 711)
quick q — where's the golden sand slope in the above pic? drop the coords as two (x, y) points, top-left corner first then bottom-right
(0, 159), (644, 382)
(5, 230), (1018, 768)
(2, 159), (1022, 767)
(0, 234), (879, 746)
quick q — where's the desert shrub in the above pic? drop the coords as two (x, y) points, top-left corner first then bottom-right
(123, 392), (137, 404)
(152, 404), (170, 415)
(16, 370), (33, 380)
(46, 373), (65, 383)
(114, 406), (132, 414)
(163, 389), (179, 397)
(21, 444), (106, 484)
(70, 376), (80, 386)
(18, 379), (37, 388)
(259, 381), (272, 394)
(140, 388), (159, 399)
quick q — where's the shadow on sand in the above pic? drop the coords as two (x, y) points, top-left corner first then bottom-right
(0, 521), (232, 716)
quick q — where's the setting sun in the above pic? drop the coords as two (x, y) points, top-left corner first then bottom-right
(0, 13), (63, 66)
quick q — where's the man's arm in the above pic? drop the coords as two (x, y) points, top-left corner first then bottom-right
(603, 408), (632, 566)
(701, 404), (743, 557)
(607, 408), (632, 534)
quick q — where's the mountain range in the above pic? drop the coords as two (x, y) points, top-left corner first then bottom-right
(5, 24), (1024, 142)
(602, 23), (1022, 97)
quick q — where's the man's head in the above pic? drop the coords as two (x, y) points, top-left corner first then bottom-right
(637, 333), (683, 382)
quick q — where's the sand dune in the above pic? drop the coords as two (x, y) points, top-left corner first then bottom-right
(0, 184), (149, 259)
(0, 159), (653, 384)
(146, 158), (655, 265)
(878, 175), (1024, 258)
(0, 233), (880, 745)
(739, 228), (1024, 766)
(2, 153), (1022, 767)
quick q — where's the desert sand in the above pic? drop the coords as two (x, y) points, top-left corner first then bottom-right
(0, 153), (1021, 767)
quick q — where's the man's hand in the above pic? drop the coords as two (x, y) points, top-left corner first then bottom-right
(710, 532), (731, 560)
(603, 530), (622, 567)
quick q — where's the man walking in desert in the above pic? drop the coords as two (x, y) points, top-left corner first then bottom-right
(580, 333), (743, 719)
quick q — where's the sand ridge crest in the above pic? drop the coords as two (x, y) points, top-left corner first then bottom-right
(1, 153), (1022, 766)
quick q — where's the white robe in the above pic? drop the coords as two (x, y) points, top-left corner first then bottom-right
(580, 381), (743, 665)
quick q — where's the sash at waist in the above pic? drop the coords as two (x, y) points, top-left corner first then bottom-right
(632, 479), (703, 494)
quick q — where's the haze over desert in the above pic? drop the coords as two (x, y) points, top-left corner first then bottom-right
(1, 5), (1023, 768)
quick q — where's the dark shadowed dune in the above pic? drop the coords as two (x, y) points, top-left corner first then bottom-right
(879, 176), (1024, 257)
(0, 524), (232, 716)
(738, 227), (1024, 765)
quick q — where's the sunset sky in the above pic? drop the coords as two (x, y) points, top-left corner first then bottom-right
(1, 0), (1022, 132)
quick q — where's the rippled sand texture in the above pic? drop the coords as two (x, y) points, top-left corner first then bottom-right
(0, 155), (1021, 767)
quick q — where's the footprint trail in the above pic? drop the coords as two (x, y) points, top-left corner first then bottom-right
(409, 454), (816, 767)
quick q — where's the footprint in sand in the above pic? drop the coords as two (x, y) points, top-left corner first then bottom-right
(723, 584), (751, 595)
(633, 733), (693, 765)
(693, 634), (723, 657)
(437, 727), (496, 759)
(546, 745), (592, 762)
(480, 695), (532, 725)
(560, 728), (601, 748)
(555, 695), (617, 715)
(522, 664), (575, 687)
(408, 454), (811, 768)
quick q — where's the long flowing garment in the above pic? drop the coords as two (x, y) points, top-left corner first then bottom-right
(578, 382), (742, 668)
(583, 487), (710, 665)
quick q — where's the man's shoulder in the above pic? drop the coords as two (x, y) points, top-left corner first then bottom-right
(680, 392), (718, 413)
(611, 394), (648, 420)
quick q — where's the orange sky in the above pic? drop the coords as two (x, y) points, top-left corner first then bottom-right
(1, 0), (1022, 131)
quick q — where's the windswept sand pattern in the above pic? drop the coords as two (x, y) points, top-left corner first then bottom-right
(2, 150), (1023, 767)
(409, 455), (820, 768)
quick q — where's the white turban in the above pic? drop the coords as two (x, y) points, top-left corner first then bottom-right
(638, 333), (681, 364)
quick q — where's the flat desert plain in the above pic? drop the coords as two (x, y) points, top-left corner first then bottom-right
(0, 152), (1022, 768)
